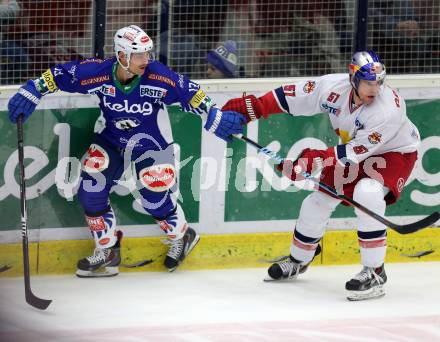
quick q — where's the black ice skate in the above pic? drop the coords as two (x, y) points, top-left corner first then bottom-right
(345, 264), (387, 301)
(164, 227), (200, 272)
(265, 245), (321, 282)
(76, 231), (122, 278)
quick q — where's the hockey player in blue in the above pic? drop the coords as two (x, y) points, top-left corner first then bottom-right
(8, 25), (245, 277)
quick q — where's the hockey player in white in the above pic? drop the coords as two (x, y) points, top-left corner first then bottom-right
(222, 51), (420, 300)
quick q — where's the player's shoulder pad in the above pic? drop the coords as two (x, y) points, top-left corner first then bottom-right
(379, 85), (406, 116)
(73, 57), (114, 86)
(145, 61), (178, 88)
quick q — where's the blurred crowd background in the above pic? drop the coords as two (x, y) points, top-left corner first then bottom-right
(0, 0), (439, 85)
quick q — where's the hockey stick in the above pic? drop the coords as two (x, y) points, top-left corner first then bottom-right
(234, 134), (440, 234)
(17, 115), (52, 310)
(121, 259), (154, 268)
(0, 265), (11, 273)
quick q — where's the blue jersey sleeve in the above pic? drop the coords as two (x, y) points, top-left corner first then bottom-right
(34, 58), (113, 95)
(147, 62), (216, 118)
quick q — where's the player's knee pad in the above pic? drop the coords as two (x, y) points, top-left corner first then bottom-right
(138, 163), (177, 193)
(353, 178), (387, 231)
(155, 203), (188, 240)
(296, 191), (340, 237)
(137, 162), (178, 218)
(84, 206), (117, 248)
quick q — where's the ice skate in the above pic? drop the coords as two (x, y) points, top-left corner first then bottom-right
(76, 231), (122, 278)
(345, 265), (387, 301)
(163, 227), (200, 272)
(264, 245), (321, 282)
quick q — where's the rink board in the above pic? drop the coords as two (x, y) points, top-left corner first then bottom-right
(0, 80), (439, 238)
(0, 228), (438, 277)
(0, 78), (439, 276)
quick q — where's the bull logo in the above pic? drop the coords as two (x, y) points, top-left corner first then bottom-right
(368, 131), (382, 144)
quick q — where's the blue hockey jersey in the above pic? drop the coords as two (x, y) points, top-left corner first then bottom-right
(39, 57), (210, 150)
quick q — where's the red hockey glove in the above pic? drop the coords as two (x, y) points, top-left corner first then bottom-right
(221, 94), (265, 123)
(276, 148), (335, 181)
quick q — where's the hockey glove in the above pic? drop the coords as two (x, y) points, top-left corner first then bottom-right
(221, 94), (265, 123)
(277, 148), (335, 181)
(8, 80), (42, 123)
(204, 107), (246, 142)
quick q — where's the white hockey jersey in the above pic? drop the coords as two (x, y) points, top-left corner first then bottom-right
(271, 74), (420, 165)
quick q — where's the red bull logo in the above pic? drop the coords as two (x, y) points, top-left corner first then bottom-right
(303, 81), (316, 94)
(368, 132), (382, 145)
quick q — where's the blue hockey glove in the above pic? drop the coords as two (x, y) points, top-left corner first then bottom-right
(204, 107), (245, 142)
(8, 80), (42, 123)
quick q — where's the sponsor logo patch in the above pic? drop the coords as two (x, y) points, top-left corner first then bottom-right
(80, 75), (111, 86)
(80, 58), (103, 64)
(103, 97), (153, 115)
(303, 81), (316, 94)
(283, 85), (296, 96)
(42, 69), (58, 92)
(99, 238), (111, 246)
(139, 164), (176, 192)
(140, 35), (150, 43)
(101, 84), (116, 97)
(353, 145), (369, 154)
(321, 102), (341, 116)
(86, 216), (106, 231)
(123, 31), (136, 42)
(140, 85), (167, 98)
(82, 144), (109, 173)
(88, 84), (116, 97)
(148, 73), (176, 87)
(112, 117), (141, 131)
(368, 131), (382, 144)
(190, 89), (206, 108)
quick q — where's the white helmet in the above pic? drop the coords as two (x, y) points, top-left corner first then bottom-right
(114, 25), (154, 71)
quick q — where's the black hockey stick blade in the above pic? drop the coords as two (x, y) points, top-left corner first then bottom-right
(389, 211), (440, 234)
(401, 249), (435, 258)
(0, 265), (11, 273)
(121, 259), (154, 268)
(25, 289), (52, 310)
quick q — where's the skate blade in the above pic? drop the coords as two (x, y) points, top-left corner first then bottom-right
(76, 266), (119, 278)
(167, 235), (201, 273)
(346, 285), (385, 301)
(263, 273), (299, 282)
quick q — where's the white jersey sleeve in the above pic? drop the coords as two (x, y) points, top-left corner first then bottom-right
(273, 75), (340, 117)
